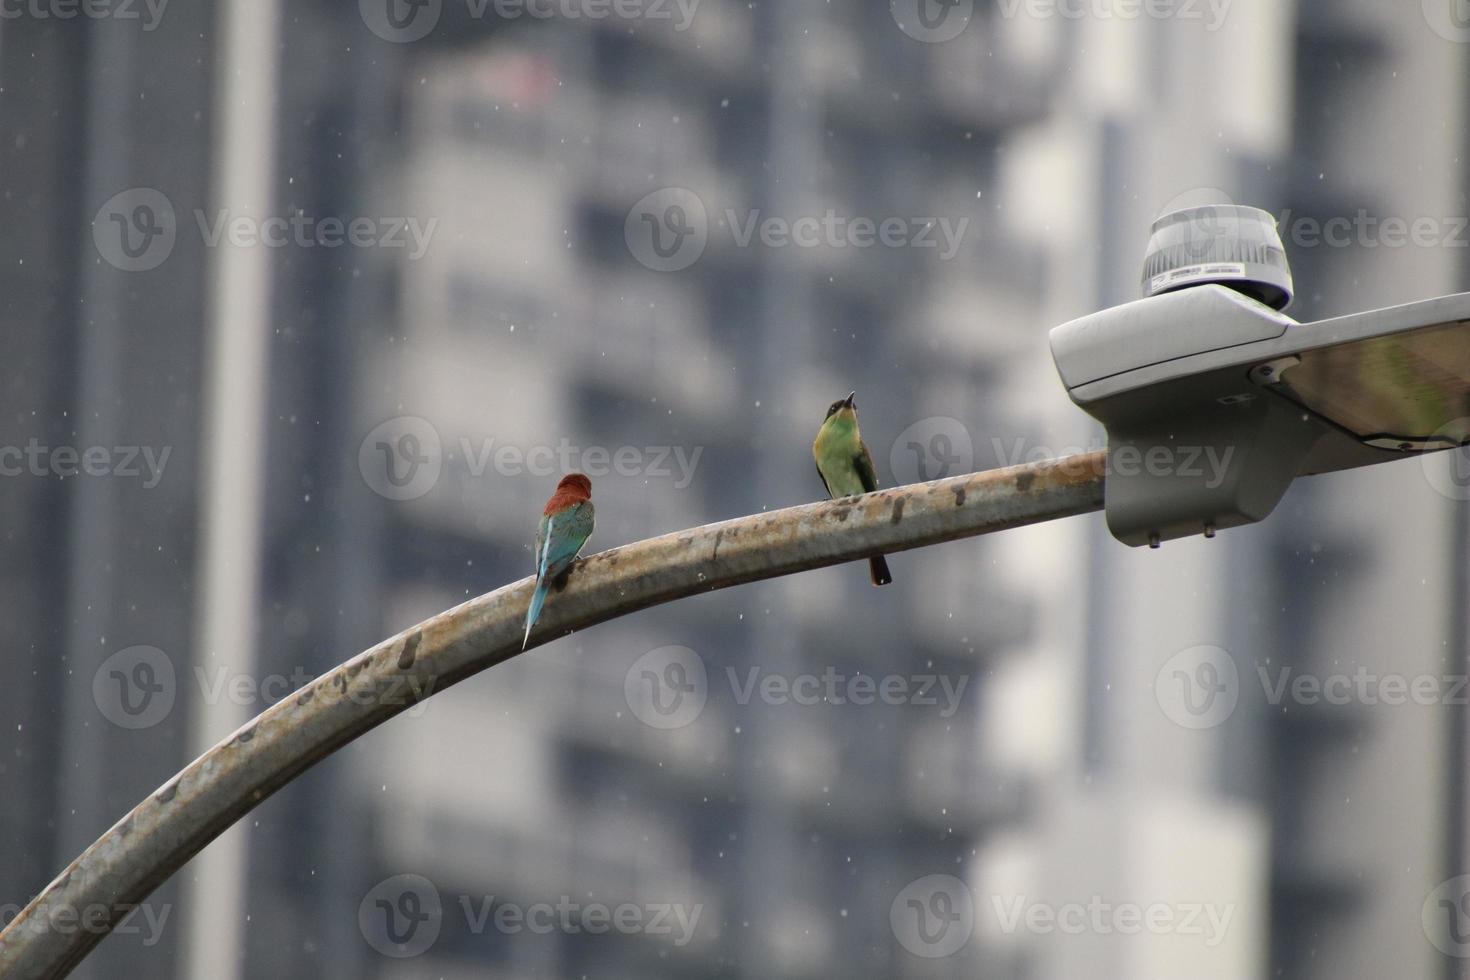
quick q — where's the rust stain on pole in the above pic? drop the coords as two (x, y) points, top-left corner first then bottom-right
(0, 452), (1105, 979)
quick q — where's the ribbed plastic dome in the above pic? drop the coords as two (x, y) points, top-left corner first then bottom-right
(1141, 204), (1294, 311)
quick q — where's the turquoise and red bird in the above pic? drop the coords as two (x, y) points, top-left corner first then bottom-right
(523, 473), (596, 649)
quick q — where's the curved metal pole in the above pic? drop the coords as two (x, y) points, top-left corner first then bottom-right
(0, 452), (1106, 979)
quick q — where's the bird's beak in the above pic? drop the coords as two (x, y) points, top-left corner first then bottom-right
(844, 392), (857, 409)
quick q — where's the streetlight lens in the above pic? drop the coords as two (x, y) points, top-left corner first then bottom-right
(1267, 318), (1470, 448)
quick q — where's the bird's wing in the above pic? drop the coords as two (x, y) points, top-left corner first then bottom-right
(543, 500), (595, 580)
(533, 514), (550, 573)
(854, 440), (880, 494)
(565, 499), (595, 546)
(814, 460), (833, 498)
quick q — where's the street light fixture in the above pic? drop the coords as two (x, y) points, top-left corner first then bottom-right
(1050, 204), (1470, 547)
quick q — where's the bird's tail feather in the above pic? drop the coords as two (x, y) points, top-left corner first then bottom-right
(868, 555), (893, 587)
(523, 578), (551, 650)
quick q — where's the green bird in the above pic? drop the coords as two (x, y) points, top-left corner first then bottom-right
(812, 391), (893, 586)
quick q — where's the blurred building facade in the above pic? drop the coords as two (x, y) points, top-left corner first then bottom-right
(2, 2), (1468, 979)
(1038, 4), (1470, 979)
